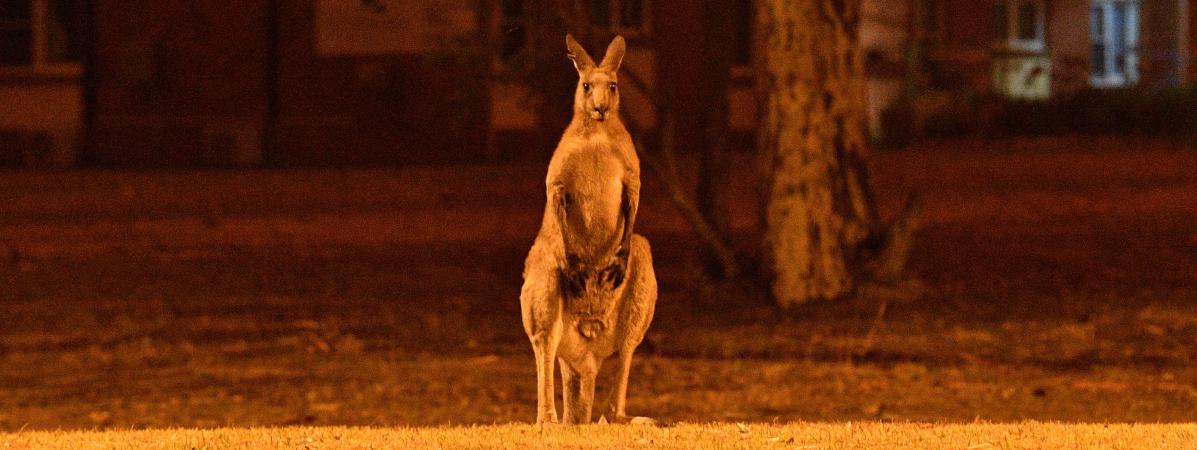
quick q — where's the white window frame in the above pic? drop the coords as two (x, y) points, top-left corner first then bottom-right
(996, 0), (1047, 53)
(1090, 0), (1139, 88)
(0, 0), (82, 77)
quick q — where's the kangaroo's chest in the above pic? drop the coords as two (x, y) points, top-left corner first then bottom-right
(553, 145), (627, 260)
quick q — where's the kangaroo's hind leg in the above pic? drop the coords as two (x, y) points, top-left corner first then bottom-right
(531, 335), (560, 424)
(602, 235), (658, 424)
(520, 254), (565, 424)
(602, 349), (658, 424)
(603, 350), (634, 422)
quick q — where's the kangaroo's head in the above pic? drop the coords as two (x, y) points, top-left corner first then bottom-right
(566, 34), (625, 123)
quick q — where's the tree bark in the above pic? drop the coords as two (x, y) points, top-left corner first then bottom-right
(756, 0), (877, 306)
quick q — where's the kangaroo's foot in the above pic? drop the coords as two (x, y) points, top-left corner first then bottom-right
(537, 413), (560, 426)
(598, 414), (659, 426)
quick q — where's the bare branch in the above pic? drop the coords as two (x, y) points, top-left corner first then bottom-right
(867, 193), (922, 281)
(635, 112), (742, 278)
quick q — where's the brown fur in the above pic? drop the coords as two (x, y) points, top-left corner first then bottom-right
(519, 34), (658, 425)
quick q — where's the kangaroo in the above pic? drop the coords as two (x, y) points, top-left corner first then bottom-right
(520, 34), (658, 425)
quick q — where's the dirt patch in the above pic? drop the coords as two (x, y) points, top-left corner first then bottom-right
(1, 136), (1196, 429)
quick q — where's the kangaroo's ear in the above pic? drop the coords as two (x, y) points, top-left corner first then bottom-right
(565, 34), (595, 73)
(599, 35), (626, 72)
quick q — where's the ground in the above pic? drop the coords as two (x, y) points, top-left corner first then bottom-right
(6, 423), (1197, 449)
(0, 136), (1195, 437)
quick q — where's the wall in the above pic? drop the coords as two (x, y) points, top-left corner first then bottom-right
(1139, 0), (1185, 88)
(0, 77), (82, 166)
(935, 0), (995, 93)
(89, 0), (488, 167)
(89, 0), (268, 166)
(651, 0), (705, 153)
(271, 0), (488, 166)
(0, 0), (87, 167)
(1190, 0), (1197, 82)
(1048, 0), (1092, 93)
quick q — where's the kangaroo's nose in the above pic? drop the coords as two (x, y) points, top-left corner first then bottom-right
(590, 105), (609, 121)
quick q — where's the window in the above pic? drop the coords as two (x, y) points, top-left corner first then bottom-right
(992, 0), (1051, 100)
(1090, 0), (1138, 87)
(0, 0), (82, 74)
(994, 0), (1045, 52)
(588, 0), (649, 34)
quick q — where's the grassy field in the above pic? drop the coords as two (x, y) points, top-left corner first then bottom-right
(1, 136), (1196, 441)
(4, 422), (1197, 449)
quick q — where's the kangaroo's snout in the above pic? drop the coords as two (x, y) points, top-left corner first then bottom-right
(586, 84), (613, 121)
(591, 105), (609, 121)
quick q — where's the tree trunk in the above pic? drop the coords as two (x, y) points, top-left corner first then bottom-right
(756, 0), (877, 306)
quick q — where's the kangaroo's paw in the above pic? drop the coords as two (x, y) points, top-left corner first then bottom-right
(602, 253), (627, 288)
(560, 264), (587, 297)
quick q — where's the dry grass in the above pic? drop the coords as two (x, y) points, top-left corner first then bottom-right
(3, 422), (1196, 449)
(7, 353), (1197, 430)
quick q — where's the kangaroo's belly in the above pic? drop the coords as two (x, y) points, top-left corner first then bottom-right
(557, 298), (622, 360)
(557, 148), (625, 262)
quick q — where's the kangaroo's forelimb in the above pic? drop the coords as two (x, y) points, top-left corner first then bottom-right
(552, 182), (589, 297)
(603, 182), (638, 288)
(552, 182), (570, 261)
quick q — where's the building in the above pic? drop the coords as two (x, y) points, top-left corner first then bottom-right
(864, 0), (1194, 139)
(911, 0), (1192, 98)
(0, 0), (87, 166)
(0, 1), (1194, 167)
(3, 0), (490, 167)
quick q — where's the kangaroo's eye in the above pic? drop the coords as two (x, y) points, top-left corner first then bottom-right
(609, 82), (617, 91)
(582, 83), (590, 92)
